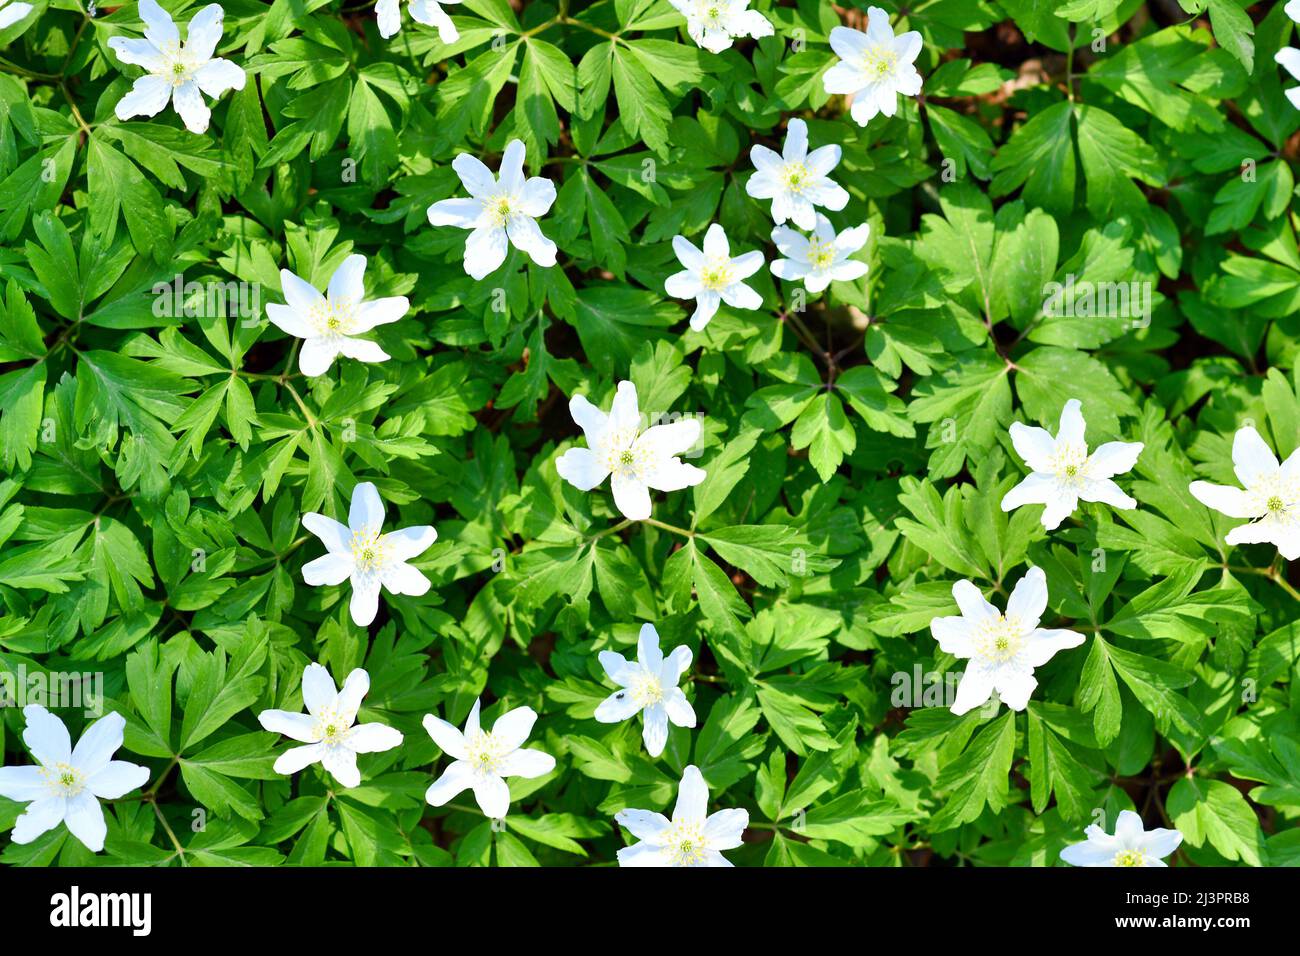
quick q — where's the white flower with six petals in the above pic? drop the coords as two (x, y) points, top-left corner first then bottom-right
(822, 7), (922, 126)
(1189, 425), (1300, 560)
(615, 765), (748, 866)
(929, 567), (1084, 716)
(427, 139), (557, 280)
(595, 623), (696, 756)
(667, 0), (773, 53)
(109, 0), (246, 135)
(770, 215), (869, 293)
(258, 664), (403, 788)
(1060, 809), (1182, 867)
(1001, 399), (1143, 530)
(423, 699), (556, 819)
(665, 223), (765, 331)
(301, 481), (437, 627)
(0, 706), (149, 852)
(555, 380), (706, 521)
(375, 0), (460, 41)
(746, 118), (849, 230)
(266, 254), (409, 377)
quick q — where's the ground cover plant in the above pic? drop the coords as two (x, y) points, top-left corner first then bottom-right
(0, 0), (1297, 867)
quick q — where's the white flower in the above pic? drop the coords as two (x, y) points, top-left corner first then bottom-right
(746, 119), (848, 230)
(266, 254), (409, 377)
(108, 0), (245, 135)
(555, 380), (705, 521)
(375, 0), (460, 41)
(258, 664), (402, 789)
(0, 706), (149, 852)
(929, 567), (1084, 716)
(423, 699), (555, 819)
(665, 223), (764, 331)
(1189, 425), (1300, 560)
(771, 215), (869, 293)
(595, 623), (696, 757)
(0, 0), (34, 30)
(823, 6), (922, 126)
(300, 481), (437, 627)
(1001, 399), (1143, 531)
(615, 765), (748, 867)
(426, 139), (557, 280)
(1060, 810), (1182, 867)
(667, 0), (772, 53)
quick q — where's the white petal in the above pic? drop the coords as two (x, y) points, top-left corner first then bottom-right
(636, 622), (664, 671)
(422, 714), (468, 759)
(70, 711), (126, 776)
(498, 748), (555, 779)
(381, 561), (430, 596)
(428, 197), (483, 228)
(1056, 399), (1086, 447)
(568, 392), (608, 444)
(301, 663), (338, 717)
(671, 235), (704, 270)
(471, 774), (511, 818)
(0, 766), (47, 802)
(951, 579), (998, 623)
(518, 177), (557, 217)
(107, 37), (168, 72)
(139, 0), (179, 48)
(11, 797), (65, 845)
(1009, 422), (1057, 473)
(702, 223), (730, 259)
(302, 552), (353, 586)
(703, 807), (748, 850)
(498, 139), (527, 194)
(345, 723), (401, 754)
(556, 447), (610, 491)
(321, 746), (360, 788)
(1139, 827), (1183, 860)
(950, 668), (994, 716)
(193, 57), (244, 97)
(22, 704), (71, 767)
(352, 296), (409, 332)
(334, 668), (371, 721)
(930, 615), (976, 657)
(506, 216), (557, 267)
(642, 703), (669, 756)
(1005, 566), (1047, 629)
(257, 709), (318, 742)
(611, 473), (652, 521)
(171, 81), (211, 135)
(783, 117), (808, 162)
(115, 75), (173, 120)
(63, 791), (107, 852)
(1189, 480), (1260, 519)
(451, 152), (497, 197)
(663, 688), (696, 728)
(463, 225), (509, 279)
(616, 841), (668, 866)
(993, 670), (1037, 711)
(349, 575), (382, 626)
(1022, 628), (1085, 667)
(1233, 426), (1281, 488)
(1089, 441), (1142, 478)
(302, 512), (352, 553)
(382, 525), (437, 562)
(660, 644), (692, 686)
(425, 760), (475, 806)
(273, 743), (324, 775)
(328, 254), (367, 305)
(672, 765), (709, 824)
(594, 689), (642, 723)
(86, 761), (150, 800)
(1079, 477), (1137, 510)
(491, 706), (538, 751)
(183, 3), (225, 61)
(614, 808), (670, 841)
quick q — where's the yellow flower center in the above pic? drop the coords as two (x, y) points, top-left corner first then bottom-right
(1268, 495), (1284, 512)
(782, 162), (810, 194)
(1052, 444), (1089, 485)
(972, 615), (1025, 664)
(700, 262), (733, 291)
(629, 671), (664, 707)
(310, 299), (357, 338)
(807, 239), (836, 271)
(465, 730), (505, 778)
(862, 48), (899, 79)
(1114, 849), (1145, 867)
(41, 762), (85, 797)
(350, 529), (385, 573)
(663, 820), (708, 866)
(489, 196), (515, 227)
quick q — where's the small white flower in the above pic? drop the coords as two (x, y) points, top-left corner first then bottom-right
(1189, 425), (1300, 560)
(746, 119), (848, 230)
(266, 254), (409, 377)
(0, 706), (149, 853)
(108, 0), (245, 135)
(423, 699), (555, 819)
(375, 0), (460, 41)
(555, 380), (705, 521)
(258, 664), (402, 789)
(1060, 810), (1183, 867)
(0, 0), (34, 30)
(822, 6), (923, 126)
(301, 481), (437, 628)
(595, 623), (696, 757)
(427, 139), (557, 280)
(770, 215), (869, 293)
(667, 0), (772, 53)
(615, 765), (748, 867)
(929, 567), (1084, 716)
(1001, 399), (1143, 530)
(665, 223), (764, 331)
